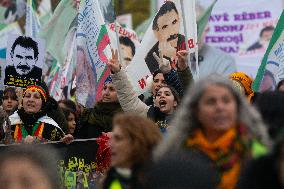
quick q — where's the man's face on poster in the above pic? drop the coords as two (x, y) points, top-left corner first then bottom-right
(12, 45), (37, 76)
(154, 10), (180, 48)
(121, 44), (133, 66)
(259, 71), (276, 92)
(260, 30), (273, 48)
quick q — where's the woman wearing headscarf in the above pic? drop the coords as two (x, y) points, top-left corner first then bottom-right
(154, 74), (270, 189)
(8, 83), (72, 143)
(229, 72), (255, 102)
(78, 75), (122, 139)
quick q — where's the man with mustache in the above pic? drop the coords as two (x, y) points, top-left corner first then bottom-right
(145, 1), (185, 73)
(4, 36), (42, 87)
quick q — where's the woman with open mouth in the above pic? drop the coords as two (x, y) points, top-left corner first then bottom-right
(107, 49), (189, 132)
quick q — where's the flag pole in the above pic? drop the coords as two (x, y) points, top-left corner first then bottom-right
(192, 0), (199, 80)
(114, 21), (125, 68)
(180, 0), (199, 80)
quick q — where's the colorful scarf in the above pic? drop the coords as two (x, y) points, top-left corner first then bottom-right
(186, 126), (249, 189)
(13, 122), (45, 143)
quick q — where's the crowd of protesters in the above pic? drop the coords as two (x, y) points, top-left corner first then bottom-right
(0, 1), (283, 189)
(0, 47), (284, 189)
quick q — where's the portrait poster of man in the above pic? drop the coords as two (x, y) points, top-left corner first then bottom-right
(4, 35), (46, 88)
(126, 0), (196, 94)
(107, 22), (140, 67)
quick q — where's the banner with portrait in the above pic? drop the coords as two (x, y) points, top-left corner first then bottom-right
(107, 22), (140, 67)
(4, 34), (45, 88)
(126, 0), (197, 94)
(76, 0), (112, 108)
(253, 10), (284, 92)
(0, 22), (22, 90)
(199, 0), (284, 78)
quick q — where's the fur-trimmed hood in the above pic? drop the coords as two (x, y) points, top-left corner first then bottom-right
(154, 74), (271, 160)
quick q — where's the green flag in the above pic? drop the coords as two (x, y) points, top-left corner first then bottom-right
(197, 0), (217, 42)
(38, 0), (77, 66)
(253, 10), (284, 92)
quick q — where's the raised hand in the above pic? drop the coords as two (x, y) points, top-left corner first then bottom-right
(176, 50), (189, 71)
(159, 41), (177, 59)
(153, 50), (171, 74)
(107, 49), (121, 74)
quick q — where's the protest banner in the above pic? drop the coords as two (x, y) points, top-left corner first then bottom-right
(0, 22), (22, 90)
(107, 22), (140, 67)
(126, 0), (197, 94)
(117, 14), (133, 29)
(253, 10), (284, 92)
(0, 139), (101, 189)
(76, 0), (112, 108)
(4, 34), (45, 88)
(199, 0), (284, 78)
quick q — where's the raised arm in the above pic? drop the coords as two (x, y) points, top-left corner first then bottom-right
(107, 49), (150, 116)
(176, 50), (193, 94)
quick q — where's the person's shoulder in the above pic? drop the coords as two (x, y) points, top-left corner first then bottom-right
(5, 65), (14, 70)
(31, 66), (42, 73)
(247, 41), (262, 51)
(28, 66), (42, 78)
(204, 45), (235, 60)
(146, 42), (159, 58)
(5, 65), (16, 74)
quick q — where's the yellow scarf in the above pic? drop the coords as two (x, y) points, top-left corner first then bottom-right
(187, 128), (244, 189)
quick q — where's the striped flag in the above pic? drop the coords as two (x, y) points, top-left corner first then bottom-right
(39, 0), (77, 98)
(197, 0), (217, 42)
(25, 0), (41, 37)
(38, 0), (77, 67)
(253, 10), (284, 92)
(76, 0), (111, 108)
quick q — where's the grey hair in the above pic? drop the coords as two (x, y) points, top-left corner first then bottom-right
(154, 74), (271, 160)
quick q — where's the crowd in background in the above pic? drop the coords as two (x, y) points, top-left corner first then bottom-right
(0, 47), (284, 189)
(0, 0), (283, 189)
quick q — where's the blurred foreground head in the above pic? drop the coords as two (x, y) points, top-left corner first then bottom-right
(0, 145), (60, 189)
